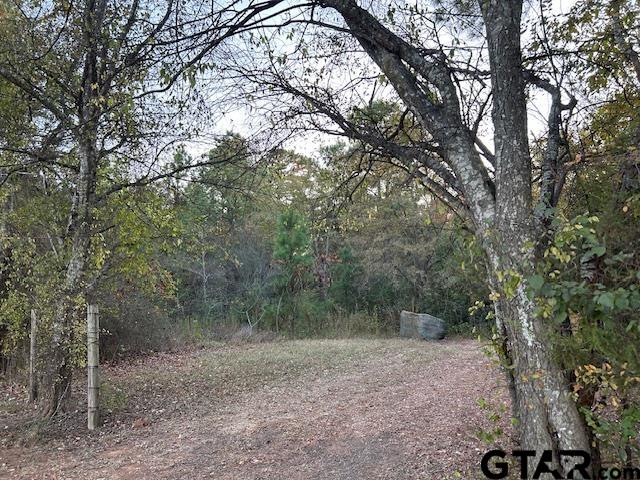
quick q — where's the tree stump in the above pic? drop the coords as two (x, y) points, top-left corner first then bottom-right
(400, 310), (446, 340)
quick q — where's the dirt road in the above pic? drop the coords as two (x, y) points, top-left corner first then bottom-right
(1, 338), (512, 479)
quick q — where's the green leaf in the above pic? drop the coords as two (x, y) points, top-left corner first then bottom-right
(554, 310), (568, 324)
(615, 295), (630, 309)
(596, 292), (615, 309)
(528, 275), (544, 291)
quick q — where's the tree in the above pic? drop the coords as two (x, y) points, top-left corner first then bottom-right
(0, 0), (302, 416)
(169, 136), (258, 320)
(220, 0), (601, 473)
(272, 208), (313, 335)
(1, 0), (634, 469)
(329, 247), (361, 313)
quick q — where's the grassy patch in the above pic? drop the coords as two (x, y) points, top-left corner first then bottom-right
(0, 337), (458, 447)
(103, 338), (449, 418)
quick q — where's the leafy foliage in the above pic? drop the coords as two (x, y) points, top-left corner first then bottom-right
(527, 213), (640, 461)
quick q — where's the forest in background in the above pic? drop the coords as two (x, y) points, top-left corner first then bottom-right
(0, 0), (639, 474)
(1, 125), (489, 360)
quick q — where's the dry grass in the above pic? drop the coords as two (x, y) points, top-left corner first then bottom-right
(1, 338), (512, 479)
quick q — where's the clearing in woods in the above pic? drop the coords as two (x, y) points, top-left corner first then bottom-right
(1, 338), (512, 479)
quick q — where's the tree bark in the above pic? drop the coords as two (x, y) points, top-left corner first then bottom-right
(42, 127), (98, 416)
(41, 0), (104, 417)
(318, 0), (595, 476)
(487, 250), (592, 476)
(480, 0), (593, 474)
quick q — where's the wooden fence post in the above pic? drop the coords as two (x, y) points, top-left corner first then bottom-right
(29, 309), (38, 402)
(87, 304), (99, 430)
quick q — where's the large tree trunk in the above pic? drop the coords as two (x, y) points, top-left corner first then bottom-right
(317, 2), (597, 470)
(42, 211), (92, 416)
(41, 0), (104, 416)
(480, 1), (593, 474)
(486, 246), (592, 476)
(42, 131), (98, 417)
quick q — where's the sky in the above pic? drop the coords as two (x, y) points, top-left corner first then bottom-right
(185, 0), (580, 162)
